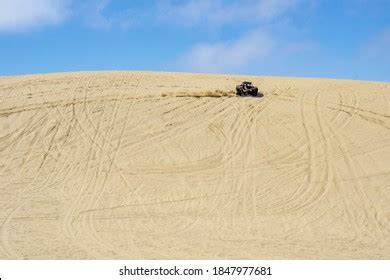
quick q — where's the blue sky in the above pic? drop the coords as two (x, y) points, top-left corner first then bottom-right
(0, 0), (389, 81)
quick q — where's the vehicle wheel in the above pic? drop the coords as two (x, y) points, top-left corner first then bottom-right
(251, 89), (258, 97)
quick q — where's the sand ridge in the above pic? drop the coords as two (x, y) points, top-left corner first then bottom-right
(0, 71), (389, 259)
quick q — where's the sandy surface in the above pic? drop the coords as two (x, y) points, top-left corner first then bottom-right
(0, 71), (389, 259)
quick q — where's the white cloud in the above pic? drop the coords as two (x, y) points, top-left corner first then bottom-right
(0, 0), (72, 32)
(156, 0), (303, 26)
(254, 0), (300, 20)
(178, 29), (274, 73)
(177, 26), (317, 74)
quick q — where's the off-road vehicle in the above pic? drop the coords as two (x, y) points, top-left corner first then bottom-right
(236, 81), (258, 97)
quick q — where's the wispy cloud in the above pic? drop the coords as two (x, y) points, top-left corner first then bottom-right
(80, 0), (112, 29)
(178, 27), (316, 74)
(254, 0), (300, 20)
(0, 0), (72, 32)
(363, 27), (390, 61)
(177, 29), (274, 73)
(174, 0), (314, 74)
(156, 0), (303, 26)
(82, 0), (305, 30)
(0, 0), (307, 32)
(79, 0), (141, 30)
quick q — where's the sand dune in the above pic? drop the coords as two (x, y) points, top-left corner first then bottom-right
(0, 71), (389, 259)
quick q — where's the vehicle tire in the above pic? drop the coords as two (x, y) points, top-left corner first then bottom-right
(236, 86), (243, 96)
